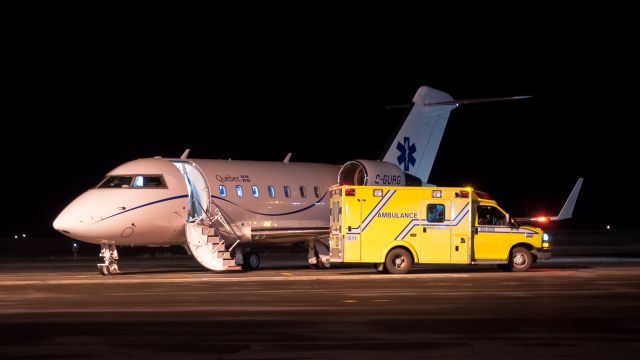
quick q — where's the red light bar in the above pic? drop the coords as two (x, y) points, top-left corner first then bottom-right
(345, 188), (356, 196)
(460, 191), (469, 198)
(476, 191), (492, 200)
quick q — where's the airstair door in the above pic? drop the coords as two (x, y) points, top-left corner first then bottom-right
(172, 161), (210, 221)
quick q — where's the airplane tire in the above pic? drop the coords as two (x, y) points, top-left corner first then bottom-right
(310, 260), (330, 270)
(242, 252), (260, 271)
(98, 265), (108, 276)
(509, 247), (532, 272)
(107, 263), (119, 274)
(385, 248), (412, 274)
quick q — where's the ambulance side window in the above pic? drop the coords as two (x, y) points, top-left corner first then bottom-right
(427, 204), (445, 223)
(477, 205), (507, 226)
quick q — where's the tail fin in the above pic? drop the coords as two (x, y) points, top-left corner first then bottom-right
(382, 86), (456, 183)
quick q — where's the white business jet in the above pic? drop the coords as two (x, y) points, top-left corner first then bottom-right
(53, 86), (524, 274)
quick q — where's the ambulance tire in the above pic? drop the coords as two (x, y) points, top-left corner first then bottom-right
(508, 247), (533, 272)
(373, 263), (386, 273)
(385, 248), (412, 274)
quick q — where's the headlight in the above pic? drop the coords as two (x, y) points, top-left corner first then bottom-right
(542, 233), (549, 242)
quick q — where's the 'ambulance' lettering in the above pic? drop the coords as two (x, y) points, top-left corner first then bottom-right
(377, 212), (418, 219)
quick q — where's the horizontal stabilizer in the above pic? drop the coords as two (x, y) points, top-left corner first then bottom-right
(387, 95), (531, 109)
(425, 95), (531, 107)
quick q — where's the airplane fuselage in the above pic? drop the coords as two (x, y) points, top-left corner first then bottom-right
(53, 157), (340, 247)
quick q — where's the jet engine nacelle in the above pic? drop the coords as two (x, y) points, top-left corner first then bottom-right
(338, 160), (422, 186)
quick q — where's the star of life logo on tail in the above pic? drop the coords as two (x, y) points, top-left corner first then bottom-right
(396, 137), (416, 171)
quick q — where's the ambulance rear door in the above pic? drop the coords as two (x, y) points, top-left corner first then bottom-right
(329, 189), (344, 262)
(343, 191), (367, 262)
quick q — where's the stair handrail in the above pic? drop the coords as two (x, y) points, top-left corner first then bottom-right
(193, 197), (243, 244)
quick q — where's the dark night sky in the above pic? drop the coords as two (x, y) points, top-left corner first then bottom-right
(1, 3), (637, 238)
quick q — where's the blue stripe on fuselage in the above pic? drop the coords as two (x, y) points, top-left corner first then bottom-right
(95, 190), (328, 223)
(95, 194), (189, 223)
(211, 191), (328, 216)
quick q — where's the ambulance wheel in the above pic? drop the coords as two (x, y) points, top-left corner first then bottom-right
(385, 248), (412, 274)
(373, 263), (386, 273)
(509, 247), (532, 272)
(242, 252), (260, 271)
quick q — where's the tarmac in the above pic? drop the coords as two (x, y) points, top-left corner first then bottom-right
(1, 255), (640, 359)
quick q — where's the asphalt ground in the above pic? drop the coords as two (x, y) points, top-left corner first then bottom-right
(1, 256), (640, 359)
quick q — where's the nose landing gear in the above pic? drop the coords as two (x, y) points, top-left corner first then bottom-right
(97, 242), (120, 275)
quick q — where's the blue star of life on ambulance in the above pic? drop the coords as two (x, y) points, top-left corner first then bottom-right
(396, 136), (416, 171)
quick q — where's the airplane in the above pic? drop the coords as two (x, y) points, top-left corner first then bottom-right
(53, 85), (527, 275)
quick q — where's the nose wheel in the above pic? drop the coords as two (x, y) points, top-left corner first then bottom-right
(97, 243), (120, 275)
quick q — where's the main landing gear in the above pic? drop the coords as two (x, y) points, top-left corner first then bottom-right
(308, 238), (331, 269)
(241, 250), (261, 271)
(97, 242), (120, 275)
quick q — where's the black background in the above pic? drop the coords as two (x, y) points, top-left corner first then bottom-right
(2, 3), (637, 238)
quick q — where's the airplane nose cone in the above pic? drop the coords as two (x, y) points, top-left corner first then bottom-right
(53, 201), (93, 237)
(53, 214), (69, 234)
(53, 213), (77, 235)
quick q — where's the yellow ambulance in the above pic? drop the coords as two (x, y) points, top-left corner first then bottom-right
(329, 185), (551, 274)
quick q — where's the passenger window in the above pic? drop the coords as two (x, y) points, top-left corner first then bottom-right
(268, 185), (276, 198)
(314, 186), (320, 198)
(427, 204), (445, 223)
(252, 185), (259, 198)
(219, 185), (227, 197)
(300, 186), (307, 198)
(235, 185), (243, 197)
(284, 186), (291, 198)
(98, 176), (134, 189)
(477, 205), (507, 226)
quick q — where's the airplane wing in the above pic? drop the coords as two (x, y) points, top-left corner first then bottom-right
(515, 178), (584, 223)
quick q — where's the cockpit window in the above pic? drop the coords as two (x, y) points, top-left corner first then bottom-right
(98, 176), (133, 188)
(133, 175), (166, 188)
(97, 175), (166, 189)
